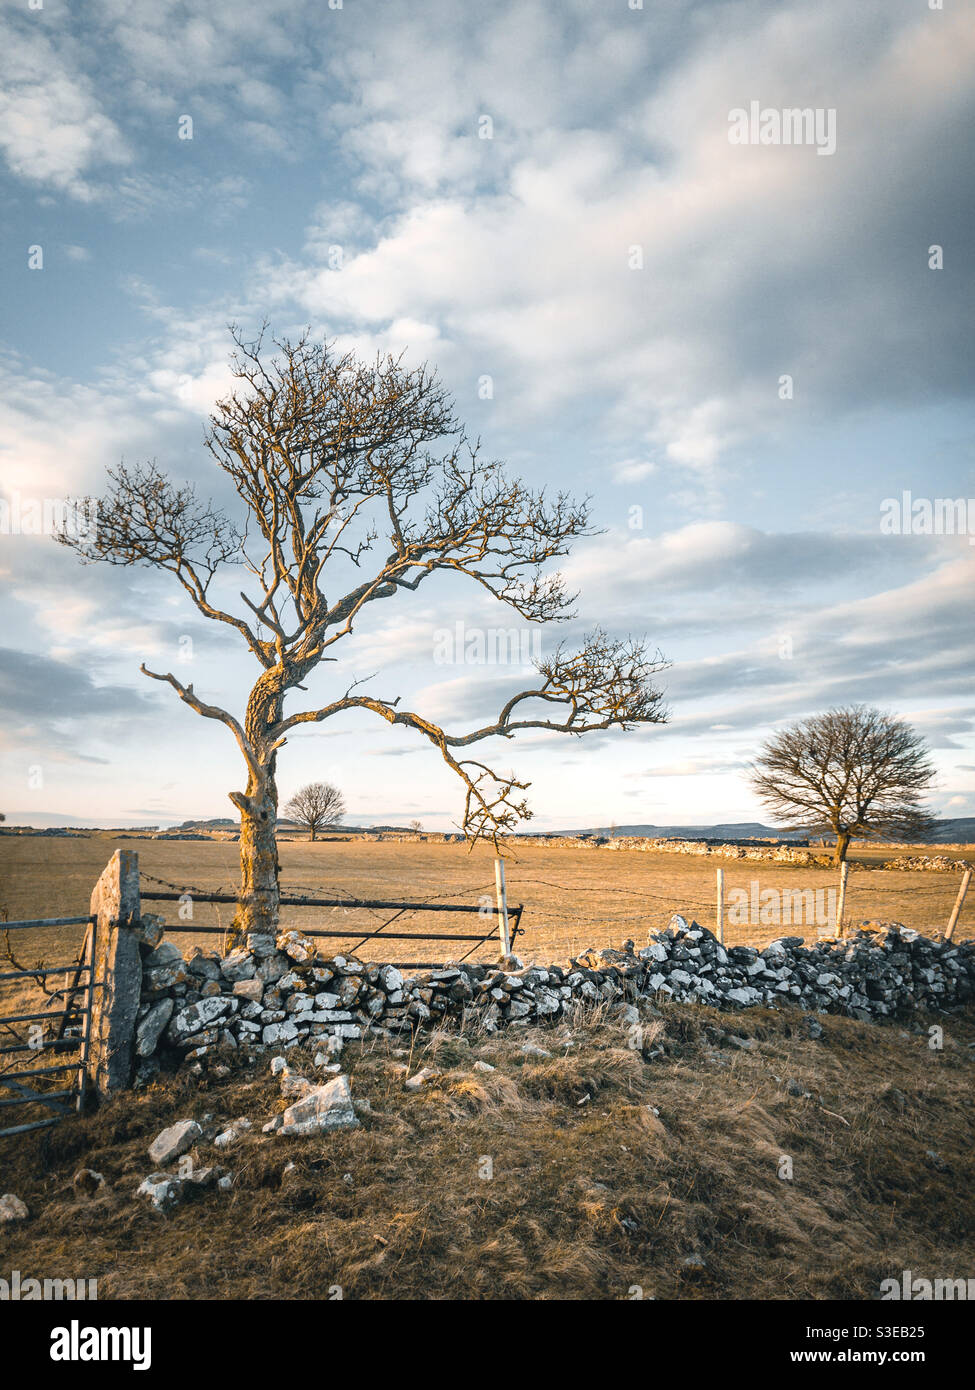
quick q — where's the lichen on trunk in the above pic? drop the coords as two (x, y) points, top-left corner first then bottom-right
(229, 669), (289, 941)
(233, 775), (281, 939)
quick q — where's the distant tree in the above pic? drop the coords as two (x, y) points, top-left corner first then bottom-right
(283, 782), (346, 841)
(408, 819), (423, 834)
(748, 705), (936, 864)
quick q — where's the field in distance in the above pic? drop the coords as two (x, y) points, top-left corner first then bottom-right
(1, 834), (972, 980)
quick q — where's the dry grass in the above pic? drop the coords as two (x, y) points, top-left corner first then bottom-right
(1, 1002), (973, 1301)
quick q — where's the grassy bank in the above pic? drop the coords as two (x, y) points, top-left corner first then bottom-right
(2, 1000), (973, 1300)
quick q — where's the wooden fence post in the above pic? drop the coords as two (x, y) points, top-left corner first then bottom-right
(716, 867), (724, 945)
(944, 867), (971, 942)
(87, 850), (142, 1096)
(495, 858), (511, 958)
(836, 860), (849, 937)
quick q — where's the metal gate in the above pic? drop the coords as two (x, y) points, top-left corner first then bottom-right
(139, 882), (524, 968)
(0, 913), (99, 1137)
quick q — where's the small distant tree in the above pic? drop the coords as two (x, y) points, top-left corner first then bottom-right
(284, 782), (346, 841)
(748, 705), (936, 864)
(408, 819), (423, 834)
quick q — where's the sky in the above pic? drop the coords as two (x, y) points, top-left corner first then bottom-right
(0, 0), (973, 832)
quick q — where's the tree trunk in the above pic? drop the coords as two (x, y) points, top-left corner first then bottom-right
(834, 830), (851, 865)
(233, 768), (281, 940)
(310, 824), (316, 842)
(229, 666), (297, 940)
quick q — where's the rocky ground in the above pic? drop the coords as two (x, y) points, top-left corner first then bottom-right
(2, 994), (973, 1300)
(3, 914), (974, 1301)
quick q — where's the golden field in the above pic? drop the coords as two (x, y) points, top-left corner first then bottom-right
(0, 832), (972, 982)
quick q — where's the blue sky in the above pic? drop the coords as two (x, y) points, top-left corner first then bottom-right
(1, 0), (973, 831)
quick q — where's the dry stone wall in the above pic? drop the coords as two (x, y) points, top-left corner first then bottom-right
(514, 837), (972, 869)
(129, 914), (975, 1086)
(504, 835), (824, 862)
(882, 855), (973, 872)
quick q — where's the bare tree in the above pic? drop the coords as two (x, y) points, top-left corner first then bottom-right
(408, 819), (423, 834)
(284, 782), (346, 841)
(59, 326), (669, 935)
(748, 705), (936, 863)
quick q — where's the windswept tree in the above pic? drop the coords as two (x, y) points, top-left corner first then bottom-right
(748, 705), (936, 863)
(283, 782), (346, 841)
(59, 327), (669, 935)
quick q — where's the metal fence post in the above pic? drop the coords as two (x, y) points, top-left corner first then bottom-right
(75, 918), (96, 1112)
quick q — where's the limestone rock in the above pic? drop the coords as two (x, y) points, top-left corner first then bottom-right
(133, 913), (165, 950)
(220, 948), (257, 982)
(168, 996), (234, 1043)
(214, 1118), (252, 1148)
(277, 1074), (358, 1136)
(404, 1066), (440, 1091)
(276, 930), (317, 964)
(263, 1020), (299, 1046)
(0, 1194), (28, 1222)
(233, 978), (264, 1003)
(137, 1173), (182, 1212)
(148, 1118), (202, 1166)
(136, 998), (175, 1056)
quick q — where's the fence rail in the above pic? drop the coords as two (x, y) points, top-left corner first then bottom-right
(139, 878), (525, 967)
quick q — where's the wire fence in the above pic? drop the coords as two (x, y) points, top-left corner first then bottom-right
(136, 858), (974, 962)
(505, 858), (973, 955)
(2, 851), (971, 993)
(138, 869), (521, 968)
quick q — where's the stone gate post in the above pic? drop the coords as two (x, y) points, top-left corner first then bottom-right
(87, 849), (142, 1095)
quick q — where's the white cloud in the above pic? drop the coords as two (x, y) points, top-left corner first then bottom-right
(0, 20), (130, 198)
(252, 0), (975, 466)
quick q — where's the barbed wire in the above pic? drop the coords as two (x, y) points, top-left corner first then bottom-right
(133, 865), (967, 955)
(510, 875), (716, 907)
(139, 871), (235, 898)
(141, 866), (959, 905)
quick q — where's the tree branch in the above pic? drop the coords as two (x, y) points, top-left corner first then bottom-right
(140, 664), (262, 783)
